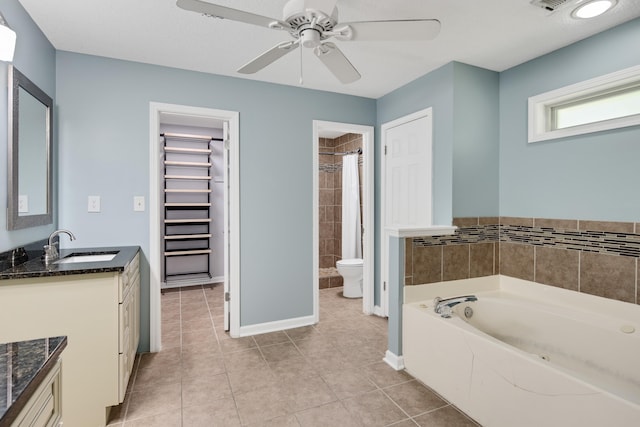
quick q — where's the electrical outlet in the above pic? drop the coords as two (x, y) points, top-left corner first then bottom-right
(88, 195), (101, 212)
(134, 196), (145, 212)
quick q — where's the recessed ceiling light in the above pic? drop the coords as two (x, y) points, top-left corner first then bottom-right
(571, 0), (617, 19)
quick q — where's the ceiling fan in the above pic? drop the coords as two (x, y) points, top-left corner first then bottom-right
(176, 0), (441, 84)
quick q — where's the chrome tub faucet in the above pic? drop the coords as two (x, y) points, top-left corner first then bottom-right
(434, 295), (477, 318)
(43, 229), (76, 265)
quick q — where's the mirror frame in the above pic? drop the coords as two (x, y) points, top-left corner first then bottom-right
(7, 66), (53, 230)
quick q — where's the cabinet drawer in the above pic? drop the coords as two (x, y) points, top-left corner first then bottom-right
(13, 360), (62, 427)
(119, 252), (140, 302)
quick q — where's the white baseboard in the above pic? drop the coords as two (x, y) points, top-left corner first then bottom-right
(383, 350), (405, 371)
(239, 315), (316, 337)
(373, 305), (386, 317)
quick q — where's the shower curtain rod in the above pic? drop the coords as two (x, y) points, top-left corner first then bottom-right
(319, 148), (362, 156)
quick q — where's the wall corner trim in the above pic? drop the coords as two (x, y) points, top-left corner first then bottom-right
(383, 350), (405, 371)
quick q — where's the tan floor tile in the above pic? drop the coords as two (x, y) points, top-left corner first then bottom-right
(268, 356), (318, 382)
(361, 361), (413, 388)
(253, 331), (291, 346)
(234, 385), (292, 425)
(182, 373), (233, 408)
(342, 390), (408, 426)
(383, 380), (448, 417)
(133, 363), (181, 391)
(322, 369), (377, 400)
(295, 401), (360, 427)
(260, 342), (303, 363)
(413, 405), (479, 427)
(284, 326), (319, 341)
(279, 375), (337, 412)
(123, 411), (181, 427)
(182, 398), (241, 427)
(246, 414), (301, 427)
(227, 366), (278, 395)
(223, 347), (268, 372)
(220, 336), (258, 353)
(126, 382), (182, 421)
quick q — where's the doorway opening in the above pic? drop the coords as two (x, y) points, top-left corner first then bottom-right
(312, 121), (375, 320)
(149, 103), (240, 352)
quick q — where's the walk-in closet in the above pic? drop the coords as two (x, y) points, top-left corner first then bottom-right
(160, 120), (225, 289)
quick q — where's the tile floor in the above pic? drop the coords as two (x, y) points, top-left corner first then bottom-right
(107, 285), (479, 426)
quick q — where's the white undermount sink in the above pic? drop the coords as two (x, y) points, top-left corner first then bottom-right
(55, 253), (118, 264)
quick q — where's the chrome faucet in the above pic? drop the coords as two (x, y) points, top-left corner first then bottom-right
(434, 295), (477, 318)
(43, 229), (76, 265)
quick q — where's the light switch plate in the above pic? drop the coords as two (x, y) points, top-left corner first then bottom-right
(134, 196), (145, 212)
(88, 195), (101, 212)
(18, 195), (29, 213)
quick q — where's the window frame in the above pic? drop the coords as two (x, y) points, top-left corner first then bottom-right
(528, 64), (640, 143)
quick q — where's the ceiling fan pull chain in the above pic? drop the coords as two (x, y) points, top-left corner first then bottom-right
(299, 40), (304, 85)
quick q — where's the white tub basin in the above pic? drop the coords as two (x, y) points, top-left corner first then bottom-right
(55, 253), (117, 264)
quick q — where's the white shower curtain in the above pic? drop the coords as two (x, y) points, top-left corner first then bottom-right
(341, 154), (362, 260)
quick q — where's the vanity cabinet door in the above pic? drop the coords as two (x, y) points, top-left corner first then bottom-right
(118, 252), (140, 402)
(12, 359), (62, 427)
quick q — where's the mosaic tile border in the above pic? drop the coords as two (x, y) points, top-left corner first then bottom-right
(411, 218), (640, 259)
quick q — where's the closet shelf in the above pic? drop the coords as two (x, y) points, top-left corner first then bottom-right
(162, 130), (215, 289)
(164, 189), (212, 193)
(164, 249), (212, 256)
(161, 132), (214, 141)
(164, 202), (211, 207)
(164, 147), (212, 154)
(164, 234), (212, 240)
(164, 160), (211, 167)
(164, 219), (212, 224)
(164, 175), (210, 180)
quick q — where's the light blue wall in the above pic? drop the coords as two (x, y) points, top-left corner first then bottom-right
(374, 61), (499, 306)
(55, 52), (375, 351)
(499, 18), (640, 221)
(453, 63), (499, 217)
(0, 0), (56, 251)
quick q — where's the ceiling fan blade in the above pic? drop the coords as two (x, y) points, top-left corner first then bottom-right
(338, 19), (441, 41)
(304, 0), (339, 14)
(177, 0), (289, 30)
(237, 41), (299, 74)
(314, 42), (361, 84)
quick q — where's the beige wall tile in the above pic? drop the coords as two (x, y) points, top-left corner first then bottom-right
(478, 217), (499, 225)
(443, 245), (469, 281)
(578, 220), (635, 233)
(535, 246), (579, 291)
(412, 246), (442, 284)
(580, 252), (636, 303)
(534, 218), (578, 230)
(499, 242), (534, 281)
(470, 243), (495, 278)
(500, 217), (534, 227)
(452, 217), (478, 227)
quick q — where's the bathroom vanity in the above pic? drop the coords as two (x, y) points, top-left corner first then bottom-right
(0, 246), (140, 427)
(0, 336), (67, 427)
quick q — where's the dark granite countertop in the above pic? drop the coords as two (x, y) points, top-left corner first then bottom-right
(0, 246), (140, 281)
(0, 336), (67, 427)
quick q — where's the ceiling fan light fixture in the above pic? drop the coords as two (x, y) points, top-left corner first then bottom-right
(571, 0), (617, 19)
(301, 28), (321, 48)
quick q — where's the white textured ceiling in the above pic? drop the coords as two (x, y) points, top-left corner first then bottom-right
(17, 0), (640, 99)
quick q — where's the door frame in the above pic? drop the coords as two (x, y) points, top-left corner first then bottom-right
(312, 121), (375, 319)
(149, 102), (240, 352)
(380, 107), (433, 317)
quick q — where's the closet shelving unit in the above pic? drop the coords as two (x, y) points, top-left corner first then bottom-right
(161, 132), (221, 289)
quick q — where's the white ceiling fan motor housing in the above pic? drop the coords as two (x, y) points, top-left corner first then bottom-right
(283, 0), (339, 40)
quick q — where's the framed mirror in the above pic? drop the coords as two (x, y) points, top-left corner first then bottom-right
(7, 66), (53, 230)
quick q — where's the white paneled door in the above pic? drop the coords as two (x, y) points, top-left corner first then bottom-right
(381, 108), (433, 316)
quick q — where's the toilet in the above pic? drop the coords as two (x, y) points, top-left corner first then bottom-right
(336, 258), (363, 298)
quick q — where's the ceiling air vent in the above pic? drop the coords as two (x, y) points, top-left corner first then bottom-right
(530, 0), (571, 12)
